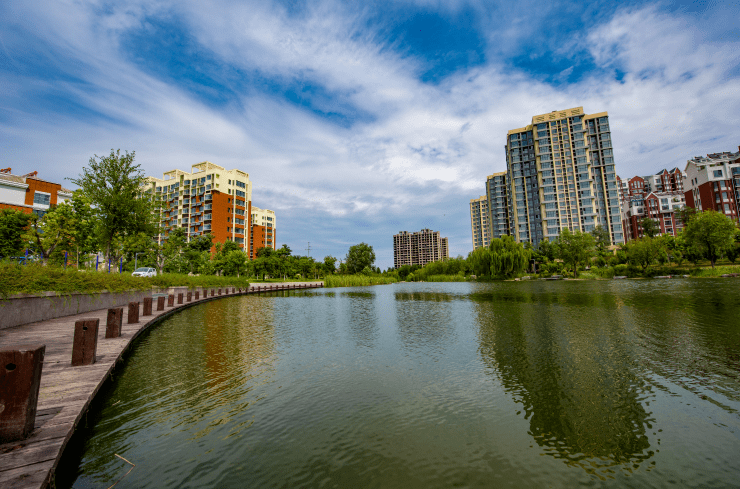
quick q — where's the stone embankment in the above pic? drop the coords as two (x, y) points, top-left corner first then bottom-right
(0, 282), (323, 489)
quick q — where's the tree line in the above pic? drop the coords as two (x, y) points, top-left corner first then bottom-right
(0, 150), (382, 279)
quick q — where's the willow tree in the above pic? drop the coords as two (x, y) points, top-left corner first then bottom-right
(489, 235), (531, 278)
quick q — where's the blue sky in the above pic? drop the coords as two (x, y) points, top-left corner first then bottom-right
(1, 0), (739, 268)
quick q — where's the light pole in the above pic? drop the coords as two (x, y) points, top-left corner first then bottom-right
(135, 252), (145, 270)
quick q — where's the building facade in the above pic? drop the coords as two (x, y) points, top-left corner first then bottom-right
(621, 190), (686, 240)
(144, 161), (276, 255)
(684, 148), (740, 222)
(486, 172), (511, 240)
(618, 169), (686, 240)
(393, 229), (449, 268)
(470, 196), (489, 250)
(0, 169), (73, 217)
(505, 107), (623, 247)
(249, 206), (277, 259)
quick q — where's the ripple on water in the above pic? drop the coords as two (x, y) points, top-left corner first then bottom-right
(66, 282), (740, 489)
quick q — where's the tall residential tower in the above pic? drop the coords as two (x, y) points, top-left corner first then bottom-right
(505, 107), (623, 246)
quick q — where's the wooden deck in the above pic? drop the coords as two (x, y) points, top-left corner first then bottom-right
(0, 282), (323, 489)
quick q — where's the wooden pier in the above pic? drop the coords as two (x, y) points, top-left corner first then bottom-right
(0, 282), (323, 489)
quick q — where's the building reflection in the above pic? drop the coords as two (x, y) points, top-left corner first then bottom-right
(473, 287), (655, 477)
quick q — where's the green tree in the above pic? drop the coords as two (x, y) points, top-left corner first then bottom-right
(67, 191), (97, 268)
(154, 227), (187, 273)
(639, 217), (660, 238)
(0, 209), (32, 258)
(345, 242), (375, 274)
(322, 255), (337, 275)
(183, 233), (214, 274)
(625, 237), (663, 272)
(489, 235), (531, 278)
(590, 225), (611, 255)
(23, 203), (78, 265)
(276, 244), (292, 257)
(682, 210), (738, 268)
(69, 149), (154, 265)
(556, 229), (595, 278)
(256, 246), (274, 258)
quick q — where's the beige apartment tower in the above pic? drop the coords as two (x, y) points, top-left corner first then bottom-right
(505, 107), (624, 246)
(470, 196), (490, 250)
(394, 229), (449, 268)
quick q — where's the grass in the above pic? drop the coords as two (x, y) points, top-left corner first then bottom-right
(0, 262), (251, 299)
(413, 274), (469, 282)
(324, 274), (398, 288)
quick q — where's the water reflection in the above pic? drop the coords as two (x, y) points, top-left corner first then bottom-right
(64, 297), (277, 488)
(474, 285), (655, 477)
(394, 291), (458, 354)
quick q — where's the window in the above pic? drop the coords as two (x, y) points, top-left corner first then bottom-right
(33, 192), (51, 206)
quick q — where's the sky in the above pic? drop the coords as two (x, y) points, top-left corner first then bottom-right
(1, 0), (739, 269)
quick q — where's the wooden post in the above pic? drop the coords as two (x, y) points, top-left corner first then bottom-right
(143, 297), (153, 316)
(168, 294), (174, 307)
(157, 296), (165, 311)
(0, 345), (45, 443)
(187, 291), (192, 302)
(177, 293), (183, 304)
(127, 302), (139, 324)
(105, 308), (123, 338)
(218, 288), (222, 296)
(72, 318), (99, 366)
(195, 291), (200, 300)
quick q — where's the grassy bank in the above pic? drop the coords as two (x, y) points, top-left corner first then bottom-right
(0, 263), (251, 299)
(324, 274), (398, 288)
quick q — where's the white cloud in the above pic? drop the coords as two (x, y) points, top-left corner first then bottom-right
(1, 1), (739, 267)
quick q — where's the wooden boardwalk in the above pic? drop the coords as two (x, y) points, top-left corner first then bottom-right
(0, 282), (323, 489)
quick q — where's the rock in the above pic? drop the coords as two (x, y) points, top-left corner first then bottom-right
(614, 276), (628, 279)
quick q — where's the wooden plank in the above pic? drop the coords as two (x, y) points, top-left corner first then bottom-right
(0, 437), (63, 471)
(0, 461), (53, 489)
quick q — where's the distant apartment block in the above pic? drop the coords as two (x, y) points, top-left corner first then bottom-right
(618, 169), (687, 239)
(143, 161), (276, 256)
(394, 229), (449, 268)
(684, 147), (740, 222)
(470, 196), (490, 250)
(249, 206), (276, 259)
(0, 168), (72, 217)
(505, 106), (623, 247)
(486, 172), (511, 239)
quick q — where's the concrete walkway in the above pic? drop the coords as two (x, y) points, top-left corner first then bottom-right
(0, 282), (323, 489)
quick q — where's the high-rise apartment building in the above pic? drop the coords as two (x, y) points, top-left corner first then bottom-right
(505, 106), (623, 246)
(486, 172), (510, 239)
(144, 161), (277, 255)
(470, 196), (489, 250)
(684, 147), (740, 222)
(394, 229), (449, 268)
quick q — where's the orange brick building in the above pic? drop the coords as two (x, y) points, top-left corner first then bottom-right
(144, 162), (276, 256)
(0, 169), (73, 216)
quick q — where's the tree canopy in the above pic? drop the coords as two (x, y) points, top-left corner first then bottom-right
(0, 209), (31, 258)
(682, 210), (738, 268)
(345, 242), (375, 274)
(69, 149), (154, 263)
(556, 229), (595, 278)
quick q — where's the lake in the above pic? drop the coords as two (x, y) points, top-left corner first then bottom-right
(61, 280), (740, 488)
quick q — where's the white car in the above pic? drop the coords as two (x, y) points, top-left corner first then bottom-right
(132, 267), (157, 277)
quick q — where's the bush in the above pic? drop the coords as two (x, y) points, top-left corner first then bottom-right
(0, 263), (250, 299)
(324, 274), (398, 288)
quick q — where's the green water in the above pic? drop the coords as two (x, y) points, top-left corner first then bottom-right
(63, 281), (740, 488)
